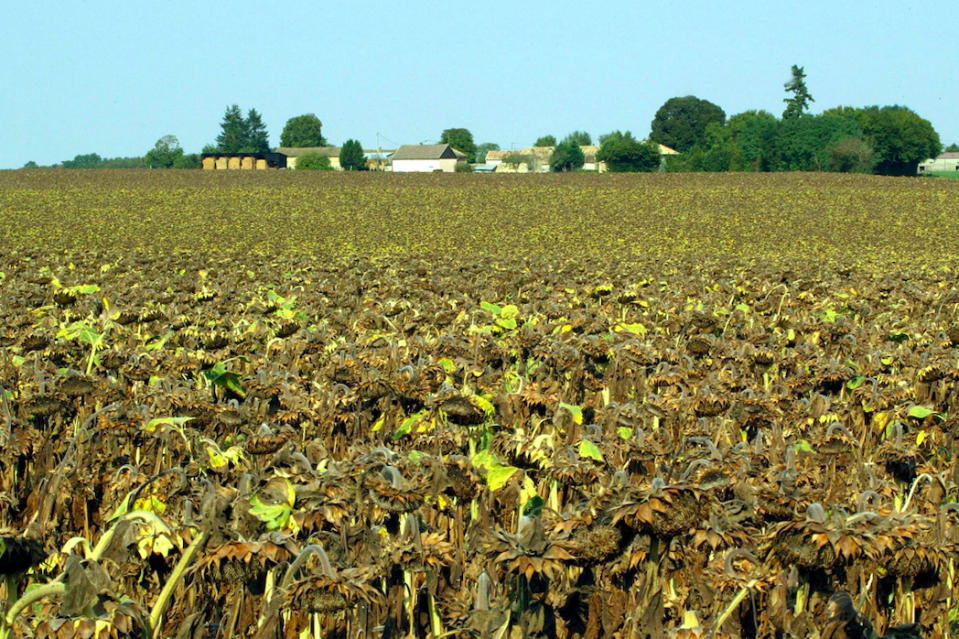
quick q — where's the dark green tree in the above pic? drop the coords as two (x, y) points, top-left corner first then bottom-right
(173, 154), (202, 169)
(22, 161), (39, 169)
(724, 110), (781, 171)
(296, 152), (333, 170)
(596, 131), (661, 172)
(777, 113), (859, 171)
(534, 135), (557, 147)
(62, 153), (104, 169)
(783, 65), (814, 120)
(280, 114), (326, 147)
(216, 105), (248, 153)
(244, 109), (270, 153)
(440, 128), (477, 162)
(650, 96), (726, 153)
(826, 137), (875, 173)
(564, 131), (592, 146)
(475, 142), (500, 163)
(946, 143), (959, 153)
(550, 139), (585, 172)
(339, 139), (367, 171)
(854, 105), (942, 175)
(144, 135), (185, 168)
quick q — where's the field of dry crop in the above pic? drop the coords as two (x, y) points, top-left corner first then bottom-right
(1, 171), (959, 639)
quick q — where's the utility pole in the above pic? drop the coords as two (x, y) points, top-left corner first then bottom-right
(376, 132), (382, 170)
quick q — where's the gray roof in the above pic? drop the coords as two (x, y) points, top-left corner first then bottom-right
(276, 146), (340, 157)
(938, 152), (959, 160)
(392, 144), (458, 161)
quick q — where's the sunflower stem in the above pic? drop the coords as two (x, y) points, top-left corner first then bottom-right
(149, 529), (208, 635)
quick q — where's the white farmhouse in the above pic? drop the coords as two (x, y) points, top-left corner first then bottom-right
(391, 144), (466, 172)
(918, 152), (959, 174)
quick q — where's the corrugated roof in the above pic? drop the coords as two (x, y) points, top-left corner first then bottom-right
(392, 144), (457, 161)
(276, 146), (340, 157)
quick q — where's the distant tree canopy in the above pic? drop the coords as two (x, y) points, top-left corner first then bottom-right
(946, 143), (959, 153)
(783, 65), (814, 120)
(670, 102), (940, 176)
(58, 153), (144, 169)
(295, 152), (333, 170)
(650, 96), (726, 153)
(853, 105), (941, 175)
(145, 135), (185, 168)
(564, 131), (592, 146)
(339, 139), (367, 171)
(244, 109), (270, 153)
(550, 139), (585, 172)
(216, 105), (271, 153)
(534, 135), (557, 147)
(280, 114), (326, 148)
(440, 128), (477, 162)
(475, 142), (500, 163)
(22, 161), (38, 169)
(597, 131), (661, 172)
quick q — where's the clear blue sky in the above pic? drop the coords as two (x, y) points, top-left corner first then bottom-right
(1, 0), (956, 168)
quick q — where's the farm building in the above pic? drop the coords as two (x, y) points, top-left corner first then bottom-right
(277, 147), (341, 170)
(201, 152), (287, 170)
(276, 147), (396, 170)
(493, 147), (554, 173)
(391, 144), (467, 172)
(918, 152), (959, 174)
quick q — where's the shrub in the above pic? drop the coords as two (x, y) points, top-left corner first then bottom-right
(295, 152), (333, 170)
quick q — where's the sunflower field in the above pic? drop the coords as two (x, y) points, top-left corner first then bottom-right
(1, 170), (959, 638)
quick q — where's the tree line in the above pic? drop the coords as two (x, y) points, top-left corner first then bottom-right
(22, 67), (950, 173)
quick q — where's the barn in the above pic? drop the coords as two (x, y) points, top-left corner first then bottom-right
(201, 152), (287, 170)
(918, 152), (959, 174)
(391, 144), (467, 172)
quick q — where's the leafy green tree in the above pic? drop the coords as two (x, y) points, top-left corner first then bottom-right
(280, 114), (326, 147)
(244, 109), (270, 153)
(440, 128), (477, 162)
(946, 143), (959, 153)
(202, 143), (218, 154)
(724, 110), (781, 171)
(173, 154), (202, 169)
(216, 105), (248, 153)
(454, 162), (474, 172)
(22, 161), (39, 169)
(564, 131), (592, 146)
(339, 139), (367, 171)
(550, 139), (585, 172)
(295, 152), (333, 170)
(826, 137), (875, 173)
(650, 96), (726, 153)
(62, 153), (104, 169)
(596, 131), (661, 172)
(853, 105), (942, 175)
(144, 135), (185, 168)
(475, 142), (500, 163)
(783, 65), (814, 120)
(534, 135), (557, 147)
(777, 113), (859, 171)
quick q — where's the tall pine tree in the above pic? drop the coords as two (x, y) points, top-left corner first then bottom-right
(783, 66), (814, 120)
(245, 109), (270, 153)
(216, 105), (248, 153)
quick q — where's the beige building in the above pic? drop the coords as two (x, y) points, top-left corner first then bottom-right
(391, 144), (467, 172)
(276, 146), (396, 170)
(277, 147), (341, 170)
(919, 152), (959, 174)
(487, 141), (680, 173)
